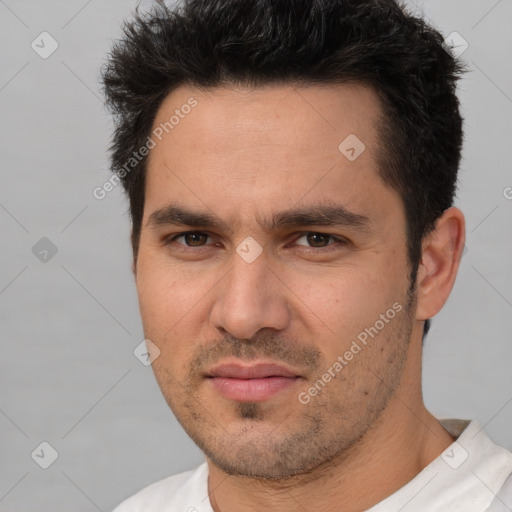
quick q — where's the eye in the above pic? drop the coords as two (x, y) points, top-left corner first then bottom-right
(295, 232), (346, 249)
(164, 231), (347, 253)
(168, 231), (213, 247)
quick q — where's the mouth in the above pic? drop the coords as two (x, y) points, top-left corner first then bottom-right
(205, 362), (302, 402)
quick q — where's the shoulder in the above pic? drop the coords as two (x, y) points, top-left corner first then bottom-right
(112, 462), (210, 512)
(487, 473), (512, 511)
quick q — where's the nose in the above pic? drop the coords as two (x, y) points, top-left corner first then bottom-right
(209, 248), (291, 340)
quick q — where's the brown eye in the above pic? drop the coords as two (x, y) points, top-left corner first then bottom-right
(306, 233), (331, 247)
(168, 231), (212, 247)
(183, 232), (208, 246)
(296, 232), (339, 248)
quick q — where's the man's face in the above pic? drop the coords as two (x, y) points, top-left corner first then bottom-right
(135, 83), (417, 478)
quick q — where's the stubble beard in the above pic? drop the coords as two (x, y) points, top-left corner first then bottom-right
(159, 287), (417, 480)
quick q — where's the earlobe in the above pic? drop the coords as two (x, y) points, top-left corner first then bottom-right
(415, 207), (465, 321)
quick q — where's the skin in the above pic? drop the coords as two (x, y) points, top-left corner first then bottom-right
(134, 83), (466, 511)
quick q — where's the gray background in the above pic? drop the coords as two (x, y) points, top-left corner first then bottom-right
(1, 0), (511, 510)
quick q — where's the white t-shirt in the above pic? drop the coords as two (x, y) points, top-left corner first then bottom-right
(112, 419), (512, 512)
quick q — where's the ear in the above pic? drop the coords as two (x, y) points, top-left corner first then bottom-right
(415, 207), (465, 321)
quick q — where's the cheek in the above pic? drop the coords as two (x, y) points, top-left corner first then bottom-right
(293, 266), (396, 325)
(136, 248), (197, 322)
(136, 267), (191, 387)
(288, 262), (407, 364)
(135, 252), (200, 358)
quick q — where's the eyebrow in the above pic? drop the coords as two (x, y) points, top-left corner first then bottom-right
(146, 202), (371, 232)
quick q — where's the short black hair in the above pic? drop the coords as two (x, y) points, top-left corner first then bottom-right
(101, 0), (466, 338)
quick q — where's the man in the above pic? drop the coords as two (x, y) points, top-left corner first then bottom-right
(102, 0), (512, 510)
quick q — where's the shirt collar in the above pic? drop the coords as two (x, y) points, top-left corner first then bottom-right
(366, 419), (512, 512)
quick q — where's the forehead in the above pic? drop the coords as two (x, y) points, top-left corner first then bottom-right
(143, 83), (400, 229)
(150, 82), (382, 156)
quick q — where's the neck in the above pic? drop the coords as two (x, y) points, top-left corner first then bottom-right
(207, 333), (454, 512)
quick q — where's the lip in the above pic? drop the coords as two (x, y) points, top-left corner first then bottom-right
(206, 362), (301, 402)
(206, 363), (299, 379)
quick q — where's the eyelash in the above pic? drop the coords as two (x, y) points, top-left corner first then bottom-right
(165, 231), (348, 253)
